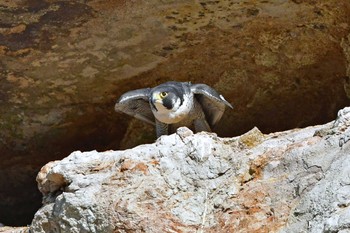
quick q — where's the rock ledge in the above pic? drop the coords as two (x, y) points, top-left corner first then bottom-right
(31, 107), (350, 233)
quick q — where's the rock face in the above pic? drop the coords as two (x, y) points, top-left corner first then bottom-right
(0, 226), (31, 233)
(30, 107), (350, 232)
(0, 227), (29, 233)
(1, 0), (350, 226)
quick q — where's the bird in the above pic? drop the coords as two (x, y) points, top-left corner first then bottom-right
(115, 81), (233, 138)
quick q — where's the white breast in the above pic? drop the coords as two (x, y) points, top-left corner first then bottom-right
(152, 93), (193, 124)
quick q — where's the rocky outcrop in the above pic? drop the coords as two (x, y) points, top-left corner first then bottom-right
(0, 226), (29, 233)
(30, 107), (350, 232)
(1, 0), (350, 226)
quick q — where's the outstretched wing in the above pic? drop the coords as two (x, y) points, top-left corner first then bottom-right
(190, 84), (233, 127)
(115, 88), (155, 125)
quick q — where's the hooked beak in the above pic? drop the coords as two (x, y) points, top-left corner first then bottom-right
(152, 92), (163, 103)
(150, 93), (162, 111)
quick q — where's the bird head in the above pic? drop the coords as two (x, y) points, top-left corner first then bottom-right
(150, 87), (183, 113)
(150, 90), (181, 112)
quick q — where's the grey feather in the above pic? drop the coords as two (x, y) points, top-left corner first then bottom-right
(115, 81), (233, 138)
(193, 118), (211, 132)
(190, 84), (233, 126)
(114, 88), (155, 125)
(155, 119), (169, 138)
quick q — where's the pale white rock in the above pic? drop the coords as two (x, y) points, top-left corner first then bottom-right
(31, 107), (350, 232)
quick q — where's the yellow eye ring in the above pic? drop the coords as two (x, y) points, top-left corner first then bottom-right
(160, 92), (168, 98)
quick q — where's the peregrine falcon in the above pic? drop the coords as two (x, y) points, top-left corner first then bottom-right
(115, 81), (233, 138)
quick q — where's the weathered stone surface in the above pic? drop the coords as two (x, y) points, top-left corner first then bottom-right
(0, 226), (29, 233)
(30, 107), (350, 232)
(1, 0), (350, 225)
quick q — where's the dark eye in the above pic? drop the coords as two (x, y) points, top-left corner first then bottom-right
(160, 92), (168, 98)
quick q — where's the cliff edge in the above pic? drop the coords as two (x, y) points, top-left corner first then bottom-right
(29, 107), (350, 232)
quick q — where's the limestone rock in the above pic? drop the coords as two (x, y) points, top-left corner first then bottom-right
(31, 107), (350, 232)
(1, 0), (350, 226)
(0, 226), (29, 233)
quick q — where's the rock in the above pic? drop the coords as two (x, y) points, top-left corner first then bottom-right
(1, 0), (350, 225)
(30, 107), (350, 232)
(0, 226), (29, 233)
